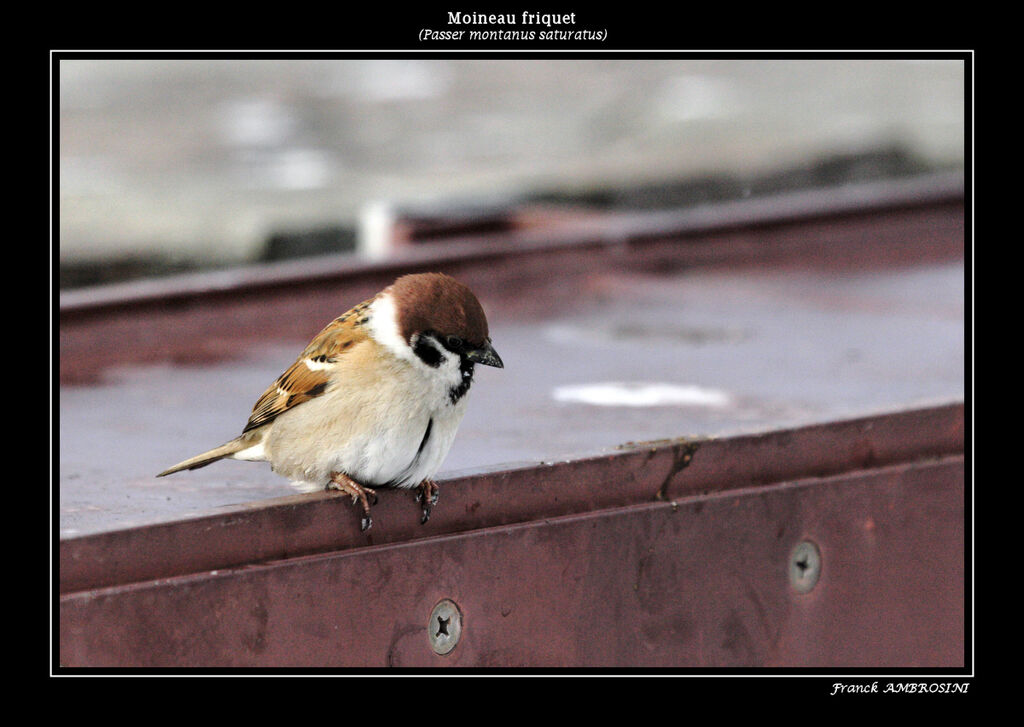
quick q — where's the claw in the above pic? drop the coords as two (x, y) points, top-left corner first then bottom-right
(416, 480), (440, 524)
(327, 472), (378, 531)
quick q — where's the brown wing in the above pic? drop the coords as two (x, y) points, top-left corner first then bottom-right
(242, 296), (377, 433)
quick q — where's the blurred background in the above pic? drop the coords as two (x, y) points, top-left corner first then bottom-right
(59, 58), (965, 286)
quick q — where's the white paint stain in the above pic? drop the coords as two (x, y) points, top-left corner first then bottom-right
(552, 382), (731, 408)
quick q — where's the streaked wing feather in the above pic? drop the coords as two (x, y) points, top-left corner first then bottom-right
(242, 296), (376, 433)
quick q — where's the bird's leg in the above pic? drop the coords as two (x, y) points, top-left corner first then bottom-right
(327, 472), (378, 531)
(415, 479), (440, 524)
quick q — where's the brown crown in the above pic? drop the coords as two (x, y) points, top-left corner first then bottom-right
(390, 273), (490, 346)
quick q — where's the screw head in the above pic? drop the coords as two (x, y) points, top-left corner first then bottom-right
(789, 540), (822, 594)
(428, 599), (462, 655)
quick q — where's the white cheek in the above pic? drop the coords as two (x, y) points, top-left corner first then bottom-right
(424, 347), (465, 399)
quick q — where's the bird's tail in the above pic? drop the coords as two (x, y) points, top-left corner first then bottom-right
(156, 437), (254, 477)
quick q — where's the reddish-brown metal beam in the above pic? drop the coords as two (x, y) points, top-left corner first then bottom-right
(59, 453), (964, 668)
(59, 403), (963, 594)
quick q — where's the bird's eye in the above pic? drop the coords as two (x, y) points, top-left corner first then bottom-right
(445, 335), (463, 350)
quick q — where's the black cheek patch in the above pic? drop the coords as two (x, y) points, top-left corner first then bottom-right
(413, 337), (443, 367)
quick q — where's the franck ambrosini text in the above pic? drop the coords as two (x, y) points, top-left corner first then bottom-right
(831, 682), (970, 695)
(420, 11), (607, 41)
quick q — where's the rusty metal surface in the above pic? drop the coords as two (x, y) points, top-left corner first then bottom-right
(59, 451), (964, 668)
(58, 257), (964, 538)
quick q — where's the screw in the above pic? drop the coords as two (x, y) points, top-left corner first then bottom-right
(428, 599), (462, 655)
(789, 540), (822, 594)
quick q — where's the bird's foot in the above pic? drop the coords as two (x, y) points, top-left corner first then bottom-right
(327, 473), (378, 531)
(415, 480), (440, 524)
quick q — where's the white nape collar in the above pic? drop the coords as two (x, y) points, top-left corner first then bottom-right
(366, 292), (418, 364)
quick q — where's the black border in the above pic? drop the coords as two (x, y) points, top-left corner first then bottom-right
(51, 40), (974, 695)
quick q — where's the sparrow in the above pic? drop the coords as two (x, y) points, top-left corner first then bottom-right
(157, 272), (503, 531)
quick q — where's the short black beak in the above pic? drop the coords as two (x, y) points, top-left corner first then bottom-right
(466, 340), (504, 368)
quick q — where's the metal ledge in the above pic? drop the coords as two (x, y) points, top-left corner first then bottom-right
(59, 427), (964, 667)
(59, 402), (963, 595)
